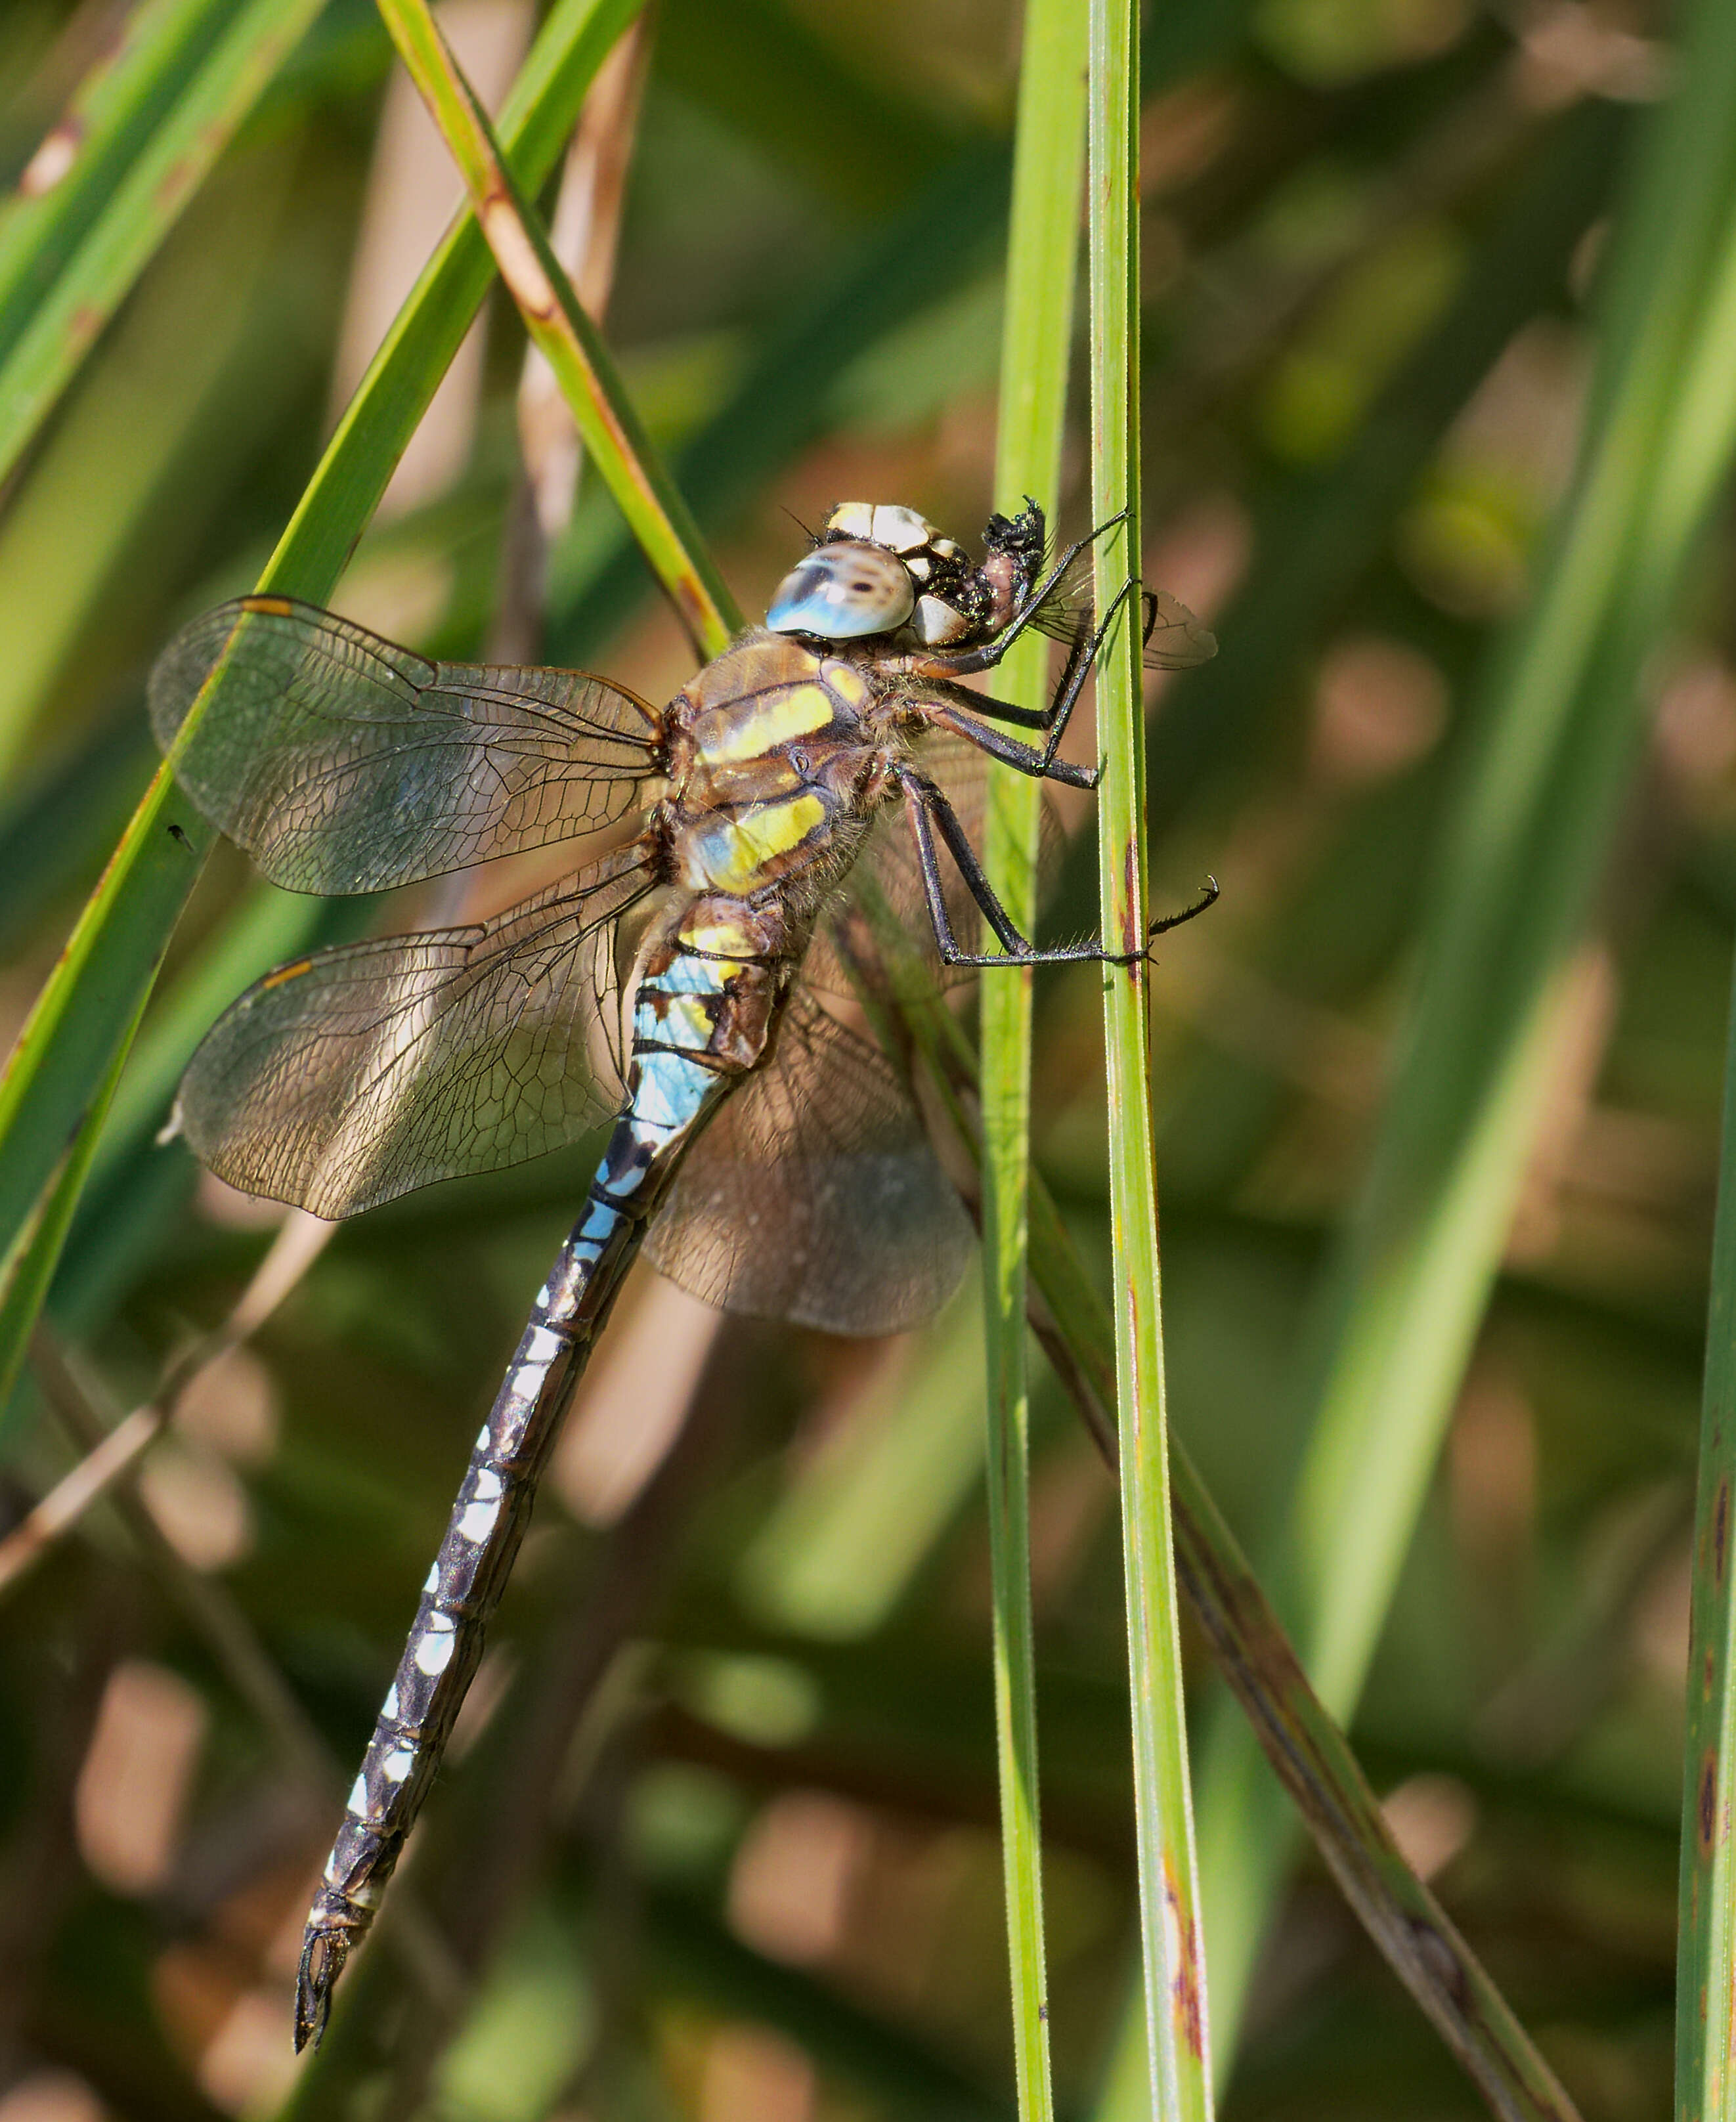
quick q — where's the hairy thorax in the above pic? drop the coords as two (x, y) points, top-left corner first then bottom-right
(661, 630), (904, 905)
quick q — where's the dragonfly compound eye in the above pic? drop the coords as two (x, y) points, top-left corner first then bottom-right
(766, 540), (916, 640)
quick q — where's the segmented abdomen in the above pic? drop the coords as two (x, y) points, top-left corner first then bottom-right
(295, 896), (792, 2048)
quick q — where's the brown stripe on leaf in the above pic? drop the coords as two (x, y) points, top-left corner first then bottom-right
(1163, 1854), (1205, 2058)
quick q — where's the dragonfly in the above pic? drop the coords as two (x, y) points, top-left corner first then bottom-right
(147, 497), (1215, 2049)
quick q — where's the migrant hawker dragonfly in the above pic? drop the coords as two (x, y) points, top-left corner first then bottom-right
(148, 498), (1215, 2048)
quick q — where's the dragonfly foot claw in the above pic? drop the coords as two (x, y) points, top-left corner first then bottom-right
(1144, 875), (1219, 951)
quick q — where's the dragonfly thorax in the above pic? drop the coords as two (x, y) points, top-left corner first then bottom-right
(665, 632), (892, 905)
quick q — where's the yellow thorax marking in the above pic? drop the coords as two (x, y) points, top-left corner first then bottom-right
(712, 793), (826, 891)
(703, 683), (836, 764)
(821, 660), (869, 710)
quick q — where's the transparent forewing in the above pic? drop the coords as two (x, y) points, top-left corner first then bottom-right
(804, 735), (1062, 999)
(149, 597), (663, 894)
(644, 988), (973, 1335)
(1028, 549), (1217, 670)
(177, 846), (657, 1218)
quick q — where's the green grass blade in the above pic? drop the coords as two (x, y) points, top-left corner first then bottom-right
(0, 0), (329, 487)
(372, 0), (737, 655)
(262, 0), (641, 597)
(888, 934), (1578, 2115)
(1677, 946), (1736, 2115)
(1087, 0), (1211, 2106)
(0, 0), (641, 1423)
(0, 0), (231, 331)
(0, 994), (144, 1411)
(982, 2), (1087, 2115)
(1192, 0), (1736, 2059)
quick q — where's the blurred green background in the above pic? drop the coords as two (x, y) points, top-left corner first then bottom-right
(0, 0), (1720, 2116)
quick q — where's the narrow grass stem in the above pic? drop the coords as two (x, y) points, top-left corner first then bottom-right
(884, 955), (1579, 2121)
(981, 1), (1088, 2112)
(1087, 0), (1211, 2106)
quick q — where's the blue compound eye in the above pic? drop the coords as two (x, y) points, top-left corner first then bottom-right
(766, 540), (915, 640)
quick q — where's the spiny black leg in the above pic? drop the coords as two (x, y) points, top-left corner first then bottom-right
(950, 572), (1145, 767)
(1035, 575), (1145, 771)
(1045, 619), (1094, 725)
(949, 590), (1107, 752)
(928, 701), (1098, 788)
(900, 771), (1026, 961)
(944, 691), (1051, 730)
(898, 768), (1151, 970)
(1148, 875), (1220, 939)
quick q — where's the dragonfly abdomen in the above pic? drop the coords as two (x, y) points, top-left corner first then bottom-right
(296, 893), (794, 2048)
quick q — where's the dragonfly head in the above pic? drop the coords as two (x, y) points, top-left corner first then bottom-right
(766, 500), (1017, 651)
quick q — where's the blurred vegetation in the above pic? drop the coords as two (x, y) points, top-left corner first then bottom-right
(0, 0), (1729, 2118)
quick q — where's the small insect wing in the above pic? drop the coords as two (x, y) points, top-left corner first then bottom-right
(1028, 548), (1217, 671)
(149, 597), (662, 894)
(643, 988), (972, 1336)
(175, 846), (656, 1219)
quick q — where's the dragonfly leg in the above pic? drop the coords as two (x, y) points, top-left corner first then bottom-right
(898, 766), (1156, 968)
(926, 573), (1146, 781)
(899, 768), (1028, 962)
(1028, 574), (1142, 771)
(1150, 873), (1221, 938)
(937, 689), (1049, 730)
(946, 613), (1095, 733)
(926, 702), (1098, 789)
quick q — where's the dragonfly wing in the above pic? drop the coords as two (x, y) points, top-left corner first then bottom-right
(177, 845), (655, 1218)
(1028, 548), (1217, 671)
(643, 987), (973, 1335)
(1137, 587), (1219, 670)
(150, 597), (662, 894)
(804, 735), (1062, 999)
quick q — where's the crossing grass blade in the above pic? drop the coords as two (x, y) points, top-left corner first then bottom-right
(0, 0), (643, 1435)
(1087, 0), (1211, 2108)
(1679, 951), (1736, 2116)
(1188, 0), (1736, 2061)
(371, 0), (739, 657)
(0, 0), (330, 487)
(981, 1), (1087, 2113)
